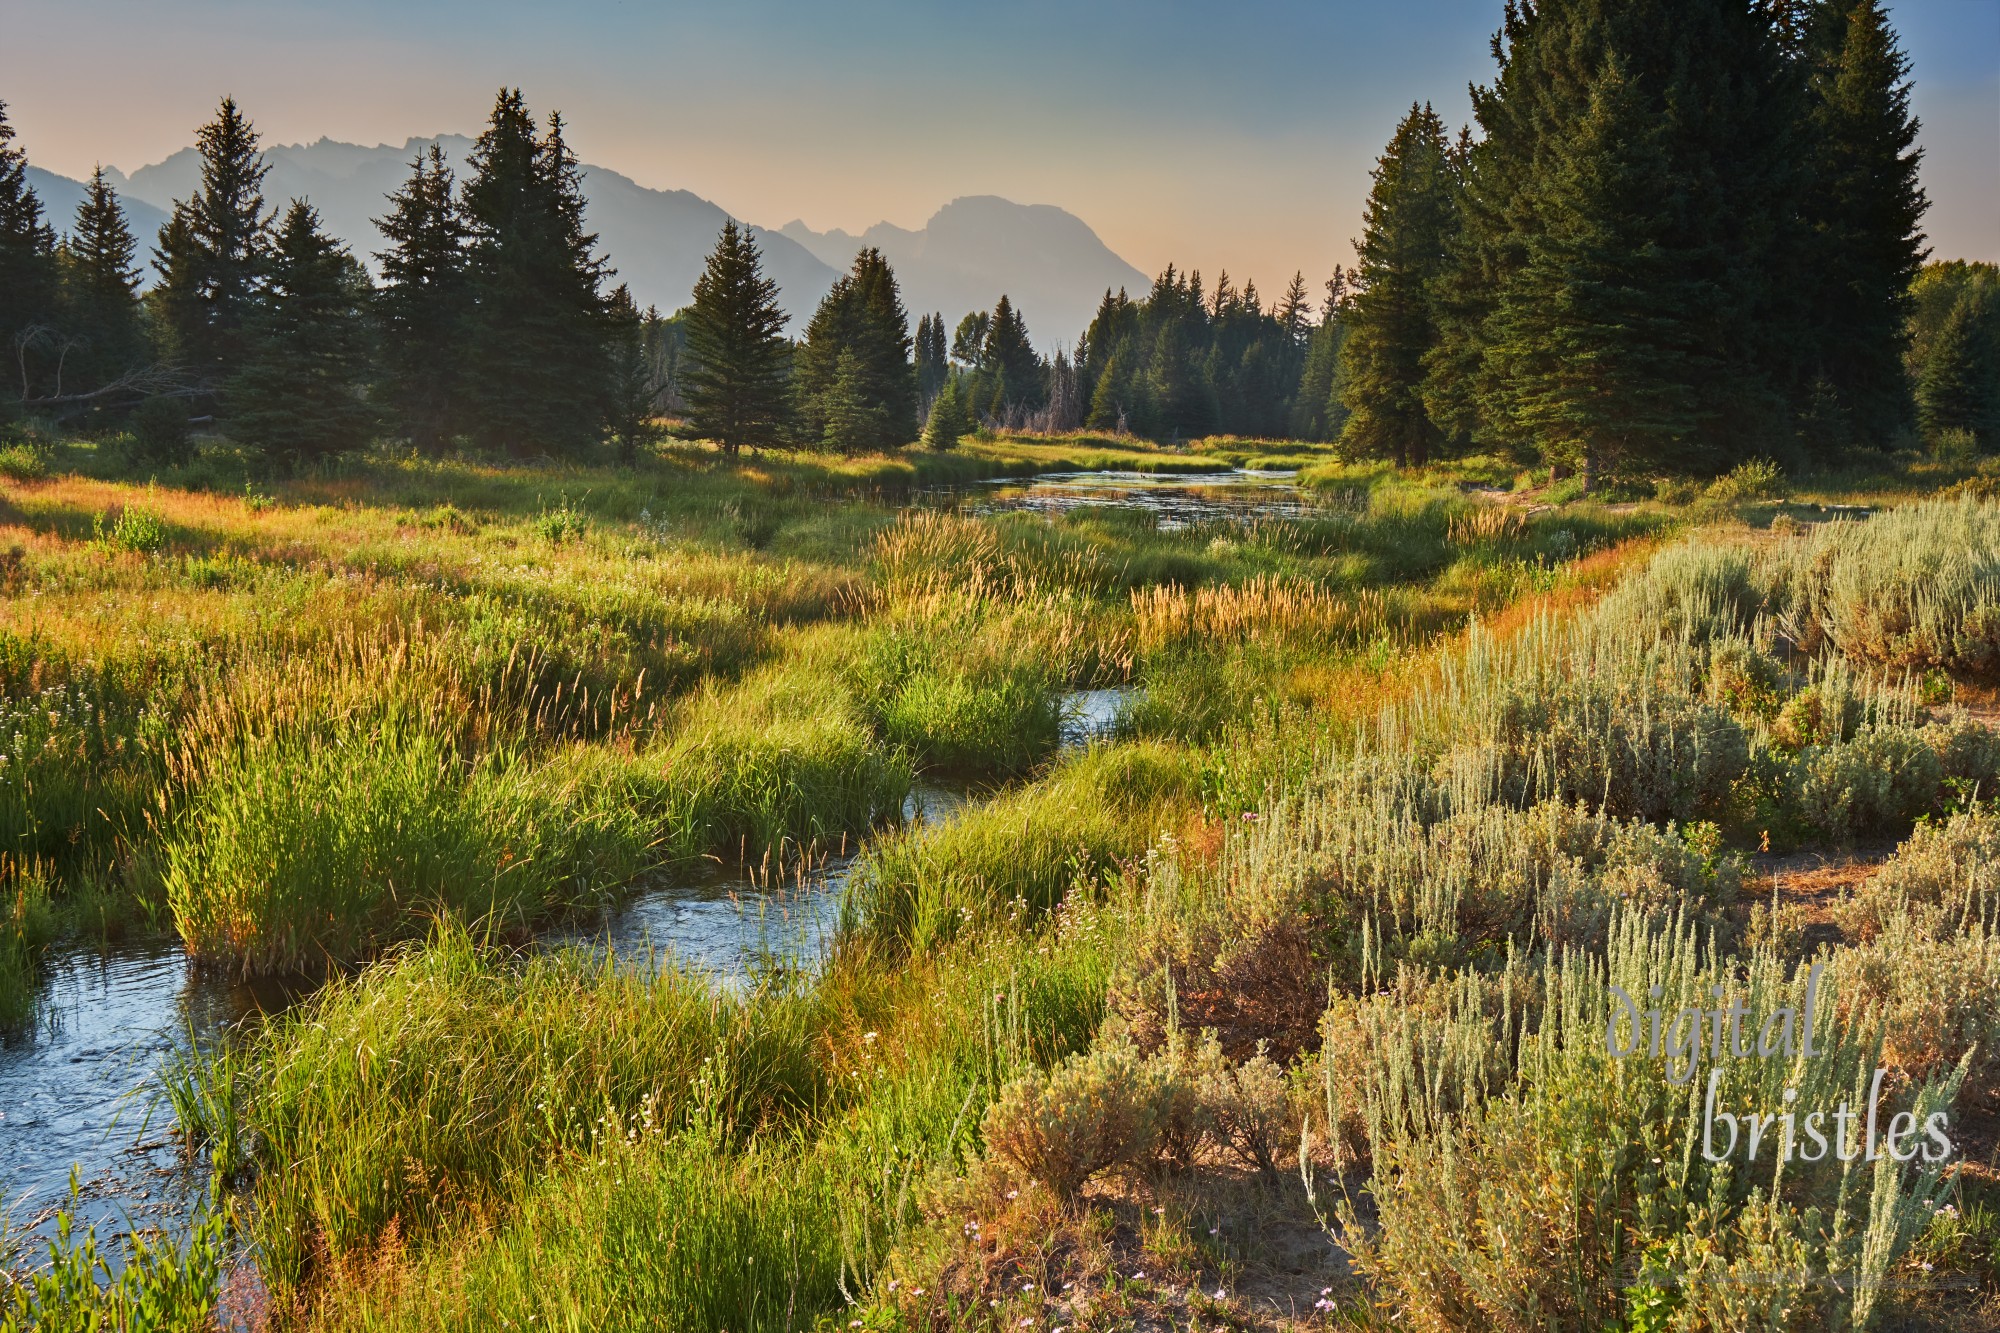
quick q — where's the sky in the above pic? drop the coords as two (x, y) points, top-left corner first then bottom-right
(5, 0), (1997, 287)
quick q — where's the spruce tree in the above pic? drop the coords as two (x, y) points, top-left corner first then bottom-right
(152, 97), (272, 387)
(604, 284), (662, 463)
(795, 248), (916, 451)
(1428, 0), (1802, 478)
(1477, 59), (1703, 482)
(682, 220), (791, 455)
(1798, 0), (1928, 447)
(1339, 103), (1458, 467)
(374, 145), (470, 453)
(914, 312), (948, 403)
(460, 91), (614, 456)
(0, 99), (58, 410)
(818, 348), (889, 454)
(980, 295), (1043, 413)
(57, 166), (147, 395)
(921, 375), (970, 449)
(1916, 287), (2000, 448)
(227, 200), (374, 465)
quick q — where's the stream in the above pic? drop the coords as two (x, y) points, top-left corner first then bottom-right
(968, 466), (1316, 529)
(0, 684), (1136, 1256)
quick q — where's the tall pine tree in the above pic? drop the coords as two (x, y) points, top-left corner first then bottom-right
(57, 167), (147, 398)
(0, 99), (58, 412)
(1426, 0), (1803, 479)
(683, 220), (792, 455)
(227, 200), (375, 465)
(460, 91), (614, 456)
(1797, 0), (1928, 448)
(914, 312), (949, 404)
(152, 97), (272, 389)
(795, 248), (916, 451)
(1339, 103), (1459, 467)
(374, 145), (470, 453)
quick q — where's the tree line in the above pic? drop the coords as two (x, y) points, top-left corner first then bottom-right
(1330, 0), (1996, 481)
(1, 0), (1993, 475)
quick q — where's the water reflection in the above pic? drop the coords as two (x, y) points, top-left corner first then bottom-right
(971, 468), (1315, 529)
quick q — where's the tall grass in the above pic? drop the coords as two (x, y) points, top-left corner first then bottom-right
(843, 742), (1198, 955)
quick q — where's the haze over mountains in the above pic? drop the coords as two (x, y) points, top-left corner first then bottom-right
(27, 136), (1149, 343)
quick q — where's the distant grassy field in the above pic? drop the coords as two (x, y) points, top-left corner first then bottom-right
(6, 430), (1999, 1331)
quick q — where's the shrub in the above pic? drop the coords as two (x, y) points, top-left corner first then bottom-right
(0, 442), (47, 482)
(1796, 725), (1942, 846)
(534, 498), (589, 543)
(1705, 458), (1784, 503)
(129, 396), (194, 466)
(1786, 494), (2000, 676)
(1328, 912), (1963, 1332)
(1841, 809), (2000, 942)
(982, 1038), (1166, 1202)
(1772, 679), (1863, 749)
(98, 503), (167, 553)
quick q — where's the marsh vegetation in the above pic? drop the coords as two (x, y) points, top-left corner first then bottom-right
(2, 423), (1998, 1332)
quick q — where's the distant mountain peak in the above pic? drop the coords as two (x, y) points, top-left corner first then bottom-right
(37, 136), (1148, 341)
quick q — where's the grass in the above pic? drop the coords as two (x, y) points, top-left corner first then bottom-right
(10, 427), (2000, 1330)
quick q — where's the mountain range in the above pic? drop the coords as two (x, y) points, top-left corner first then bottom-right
(26, 136), (1149, 343)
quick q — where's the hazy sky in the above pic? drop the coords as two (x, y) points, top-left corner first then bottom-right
(6, 1), (1996, 286)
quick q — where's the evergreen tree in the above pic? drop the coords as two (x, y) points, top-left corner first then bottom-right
(1797, 0), (1928, 447)
(152, 97), (272, 387)
(682, 220), (791, 455)
(227, 200), (375, 464)
(1339, 105), (1459, 466)
(818, 348), (889, 454)
(460, 91), (614, 455)
(1427, 0), (1803, 479)
(795, 248), (915, 451)
(1475, 58), (1708, 482)
(0, 98), (59, 410)
(979, 295), (1043, 416)
(374, 145), (470, 452)
(921, 374), (970, 449)
(604, 284), (663, 464)
(57, 167), (147, 396)
(1916, 286), (2000, 448)
(914, 312), (949, 402)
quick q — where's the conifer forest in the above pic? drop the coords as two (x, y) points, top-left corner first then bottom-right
(1, 2), (1999, 1330)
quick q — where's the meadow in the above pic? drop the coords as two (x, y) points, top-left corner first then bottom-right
(3, 425), (1999, 1333)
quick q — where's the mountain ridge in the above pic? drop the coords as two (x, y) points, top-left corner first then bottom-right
(29, 137), (1146, 344)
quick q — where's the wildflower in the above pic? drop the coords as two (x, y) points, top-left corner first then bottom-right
(1921, 1261), (1934, 1272)
(1314, 1298), (1335, 1313)
(1320, 1288), (1332, 1296)
(1213, 1288), (1226, 1300)
(1023, 1284), (1034, 1293)
(1007, 1189), (1019, 1200)
(862, 1031), (878, 1044)
(1937, 1203), (1959, 1218)
(1241, 811), (1258, 822)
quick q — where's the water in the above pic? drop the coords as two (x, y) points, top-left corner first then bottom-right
(1061, 687), (1134, 749)
(964, 468), (1318, 530)
(539, 782), (977, 986)
(0, 946), (305, 1243)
